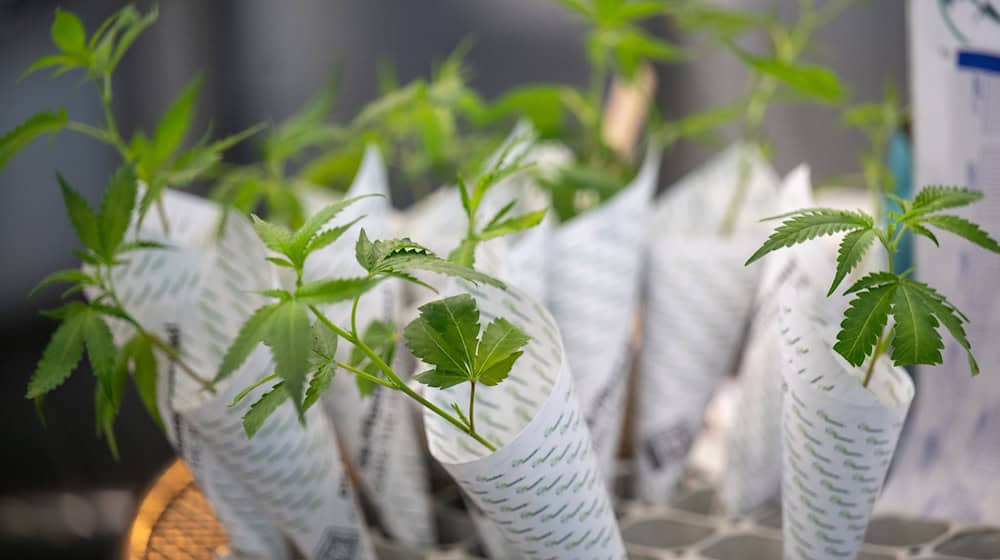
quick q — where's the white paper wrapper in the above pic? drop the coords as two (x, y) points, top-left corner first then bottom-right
(109, 189), (374, 559)
(718, 165), (818, 513)
(423, 282), (626, 560)
(633, 145), (777, 499)
(777, 277), (914, 560)
(546, 149), (660, 481)
(301, 146), (437, 546)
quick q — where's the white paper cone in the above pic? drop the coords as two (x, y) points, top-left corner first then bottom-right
(634, 238), (760, 499)
(718, 165), (819, 513)
(777, 279), (914, 560)
(546, 149), (660, 481)
(632, 145), (777, 499)
(109, 189), (374, 559)
(423, 282), (626, 560)
(301, 146), (437, 546)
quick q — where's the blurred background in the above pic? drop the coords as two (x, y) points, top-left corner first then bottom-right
(0, 0), (904, 557)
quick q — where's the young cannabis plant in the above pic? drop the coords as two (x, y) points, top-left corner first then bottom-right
(5, 7), (258, 457)
(304, 44), (498, 201)
(449, 136), (547, 267)
(746, 186), (1000, 387)
(28, 168), (217, 457)
(218, 195), (530, 450)
(214, 81), (347, 229)
(0, 6), (260, 227)
(652, 0), (854, 234)
(483, 0), (681, 221)
(841, 83), (908, 219)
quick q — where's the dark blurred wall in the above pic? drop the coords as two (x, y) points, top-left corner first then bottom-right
(0, 0), (905, 556)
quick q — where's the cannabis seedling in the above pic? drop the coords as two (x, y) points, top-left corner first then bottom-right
(220, 189), (533, 450)
(654, 0), (855, 234)
(483, 0), (680, 221)
(746, 186), (1000, 387)
(220, 152), (540, 446)
(2, 6), (258, 455)
(448, 135), (547, 267)
(1, 6), (260, 230)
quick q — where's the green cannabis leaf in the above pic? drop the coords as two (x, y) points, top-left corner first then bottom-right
(349, 320), (397, 397)
(449, 135), (546, 267)
(405, 294), (529, 432)
(28, 170), (215, 456)
(747, 184), (1000, 385)
(225, 190), (516, 451)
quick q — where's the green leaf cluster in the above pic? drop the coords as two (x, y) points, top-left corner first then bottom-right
(29, 171), (180, 457)
(406, 294), (530, 390)
(449, 136), (547, 266)
(3, 6), (260, 225)
(221, 194), (508, 436)
(747, 185), (1000, 378)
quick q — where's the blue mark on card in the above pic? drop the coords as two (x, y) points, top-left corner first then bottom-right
(958, 50), (1000, 74)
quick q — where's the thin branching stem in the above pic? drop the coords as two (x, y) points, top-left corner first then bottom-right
(102, 265), (216, 393)
(468, 381), (477, 433)
(335, 360), (397, 389)
(308, 303), (497, 452)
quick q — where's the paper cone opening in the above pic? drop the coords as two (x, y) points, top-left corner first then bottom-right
(422, 282), (626, 559)
(779, 283), (915, 560)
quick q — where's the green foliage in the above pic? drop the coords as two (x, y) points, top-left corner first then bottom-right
(449, 136), (547, 267)
(0, 110), (68, 168)
(349, 320), (397, 396)
(7, 6), (259, 228)
(301, 44), (497, 198)
(405, 294), (529, 390)
(354, 229), (504, 288)
(747, 185), (1000, 380)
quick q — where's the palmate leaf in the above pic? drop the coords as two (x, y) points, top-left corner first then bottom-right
(356, 229), (504, 287)
(834, 281), (897, 367)
(890, 280), (944, 367)
(908, 222), (939, 246)
(919, 214), (1000, 253)
(844, 271), (898, 295)
(294, 276), (378, 306)
(479, 210), (547, 241)
(85, 314), (117, 400)
(242, 382), (289, 437)
(151, 77), (201, 167)
(829, 228), (877, 296)
(216, 303), (280, 381)
(305, 216), (364, 256)
(907, 186), (983, 217)
(906, 280), (979, 375)
(476, 317), (530, 385)
(97, 166), (138, 259)
(262, 301), (312, 419)
(57, 174), (101, 254)
(746, 209), (873, 265)
(404, 296), (475, 375)
(130, 334), (162, 428)
(0, 109), (68, 168)
(735, 51), (846, 103)
(27, 302), (89, 399)
(377, 252), (504, 287)
(29, 269), (98, 299)
(288, 195), (375, 264)
(250, 215), (293, 255)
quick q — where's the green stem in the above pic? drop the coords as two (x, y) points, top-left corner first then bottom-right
(102, 265), (215, 394)
(335, 361), (397, 390)
(350, 293), (361, 339)
(863, 331), (890, 388)
(468, 381), (477, 433)
(97, 73), (131, 162)
(308, 304), (497, 452)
